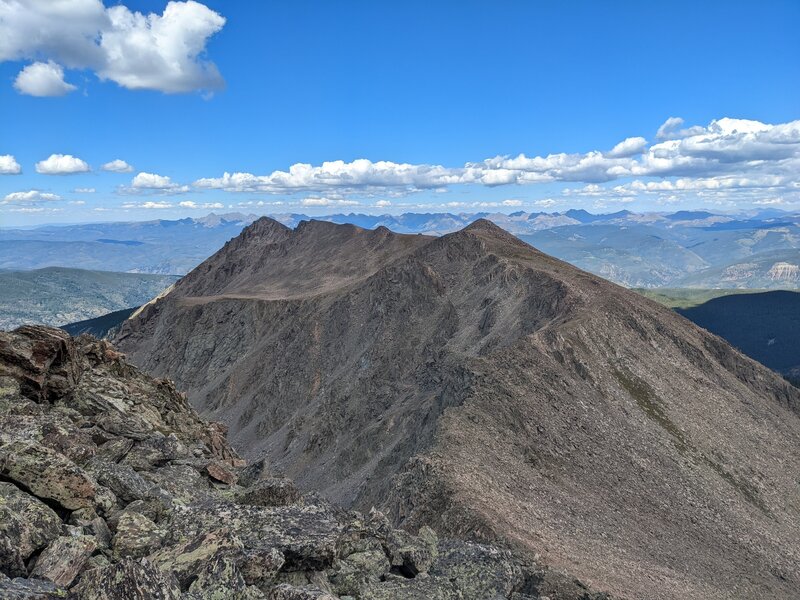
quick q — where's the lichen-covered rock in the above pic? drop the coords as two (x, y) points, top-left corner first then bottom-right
(84, 457), (152, 505)
(29, 535), (97, 587)
(268, 583), (338, 600)
(0, 441), (103, 511)
(69, 558), (181, 600)
(168, 502), (343, 571)
(0, 482), (61, 577)
(0, 575), (68, 599)
(113, 512), (165, 559)
(429, 540), (522, 598)
(240, 546), (286, 589)
(148, 529), (244, 589)
(237, 478), (302, 507)
(185, 556), (264, 600)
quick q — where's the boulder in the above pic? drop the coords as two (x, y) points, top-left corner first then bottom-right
(185, 556), (264, 600)
(206, 461), (237, 485)
(85, 458), (151, 505)
(0, 576), (68, 599)
(113, 512), (166, 559)
(29, 535), (97, 587)
(0, 482), (62, 577)
(168, 502), (343, 572)
(148, 529), (244, 589)
(237, 457), (271, 488)
(268, 583), (338, 600)
(236, 478), (302, 507)
(0, 441), (106, 512)
(69, 558), (181, 600)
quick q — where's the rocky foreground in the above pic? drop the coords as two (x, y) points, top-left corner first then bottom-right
(0, 326), (609, 600)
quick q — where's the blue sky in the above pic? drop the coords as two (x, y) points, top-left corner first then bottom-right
(1, 0), (799, 226)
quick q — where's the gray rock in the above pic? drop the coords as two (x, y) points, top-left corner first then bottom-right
(0, 482), (62, 577)
(236, 478), (302, 507)
(69, 558), (181, 600)
(29, 535), (96, 587)
(113, 512), (165, 559)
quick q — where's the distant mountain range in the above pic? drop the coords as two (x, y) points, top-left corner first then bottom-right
(2, 209), (799, 289)
(0, 267), (176, 330)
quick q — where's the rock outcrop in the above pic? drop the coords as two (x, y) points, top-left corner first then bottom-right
(116, 218), (800, 600)
(0, 326), (606, 599)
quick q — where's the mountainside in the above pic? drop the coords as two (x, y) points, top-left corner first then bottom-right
(0, 326), (601, 599)
(61, 307), (140, 339)
(677, 290), (800, 378)
(0, 268), (177, 331)
(116, 218), (800, 600)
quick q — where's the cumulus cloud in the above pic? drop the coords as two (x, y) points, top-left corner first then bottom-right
(74, 187), (96, 193)
(606, 136), (647, 158)
(13, 61), (76, 96)
(0, 0), (225, 95)
(102, 159), (133, 172)
(36, 153), (90, 174)
(189, 117), (800, 209)
(129, 172), (188, 193)
(3, 190), (62, 204)
(300, 197), (360, 207)
(655, 117), (707, 141)
(179, 200), (224, 209)
(194, 160), (462, 195)
(0, 155), (21, 174)
(122, 200), (173, 209)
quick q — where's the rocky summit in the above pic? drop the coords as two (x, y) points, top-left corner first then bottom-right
(0, 325), (611, 600)
(116, 217), (800, 600)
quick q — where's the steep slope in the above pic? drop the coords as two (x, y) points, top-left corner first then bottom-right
(2, 326), (602, 599)
(677, 290), (800, 377)
(116, 218), (800, 600)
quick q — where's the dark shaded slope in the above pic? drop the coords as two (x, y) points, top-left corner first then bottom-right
(61, 306), (138, 338)
(678, 290), (800, 376)
(116, 218), (800, 600)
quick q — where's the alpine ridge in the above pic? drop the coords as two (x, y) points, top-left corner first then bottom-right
(116, 217), (800, 600)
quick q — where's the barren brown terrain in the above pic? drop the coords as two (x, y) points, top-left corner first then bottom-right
(116, 217), (800, 600)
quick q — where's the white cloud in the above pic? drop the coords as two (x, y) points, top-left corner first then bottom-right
(3, 190), (62, 204)
(73, 187), (96, 193)
(179, 200), (224, 209)
(36, 153), (90, 174)
(605, 136), (647, 158)
(502, 199), (523, 206)
(0, 155), (21, 174)
(300, 197), (360, 207)
(656, 117), (706, 141)
(101, 159), (133, 172)
(194, 159), (462, 194)
(13, 61), (76, 96)
(534, 199), (557, 208)
(129, 172), (188, 193)
(122, 200), (173, 209)
(375, 200), (391, 207)
(0, 0), (225, 95)
(69, 200), (86, 205)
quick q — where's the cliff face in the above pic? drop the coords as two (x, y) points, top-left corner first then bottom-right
(1, 326), (604, 600)
(116, 218), (800, 600)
